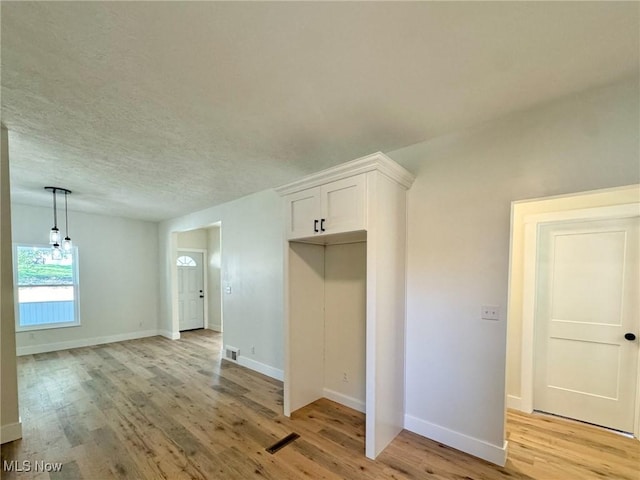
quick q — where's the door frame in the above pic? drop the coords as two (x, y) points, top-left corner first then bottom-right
(177, 248), (208, 330)
(514, 198), (640, 438)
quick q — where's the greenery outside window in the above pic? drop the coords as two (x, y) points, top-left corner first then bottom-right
(15, 245), (80, 330)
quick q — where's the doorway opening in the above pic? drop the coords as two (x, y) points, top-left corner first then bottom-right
(505, 184), (640, 439)
(173, 224), (223, 339)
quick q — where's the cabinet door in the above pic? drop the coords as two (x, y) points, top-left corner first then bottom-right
(285, 187), (321, 239)
(320, 174), (366, 235)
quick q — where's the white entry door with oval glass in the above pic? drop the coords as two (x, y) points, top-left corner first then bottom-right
(177, 251), (205, 331)
(534, 217), (639, 433)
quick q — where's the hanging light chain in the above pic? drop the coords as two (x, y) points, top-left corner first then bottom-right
(63, 189), (73, 253)
(52, 189), (58, 229)
(64, 190), (70, 237)
(45, 186), (72, 256)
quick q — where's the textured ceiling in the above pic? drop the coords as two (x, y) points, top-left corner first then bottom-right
(2, 2), (638, 221)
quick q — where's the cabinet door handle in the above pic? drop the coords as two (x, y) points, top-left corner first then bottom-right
(314, 219), (319, 233)
(320, 219), (325, 232)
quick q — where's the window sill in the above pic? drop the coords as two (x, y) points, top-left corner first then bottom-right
(16, 322), (81, 333)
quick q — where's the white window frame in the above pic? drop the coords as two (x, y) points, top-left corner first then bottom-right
(14, 244), (81, 332)
(176, 255), (197, 267)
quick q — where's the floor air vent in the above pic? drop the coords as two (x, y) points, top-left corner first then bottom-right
(266, 433), (300, 454)
(225, 346), (239, 362)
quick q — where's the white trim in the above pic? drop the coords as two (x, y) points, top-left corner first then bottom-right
(323, 388), (365, 413)
(282, 226), (292, 416)
(404, 414), (508, 467)
(208, 324), (222, 332)
(1, 421), (22, 444)
(218, 224), (224, 334)
(275, 152), (415, 195)
(16, 330), (161, 356)
(170, 232), (180, 337)
(522, 203), (639, 226)
(237, 356), (284, 381)
(637, 358), (640, 441)
(365, 172), (378, 460)
(16, 321), (81, 333)
(159, 329), (180, 340)
(507, 395), (523, 411)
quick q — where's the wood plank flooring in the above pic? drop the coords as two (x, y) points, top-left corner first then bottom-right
(2, 330), (638, 479)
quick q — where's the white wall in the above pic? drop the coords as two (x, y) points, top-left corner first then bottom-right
(177, 229), (207, 249)
(324, 242), (367, 410)
(159, 189), (284, 379)
(387, 77), (639, 454)
(12, 204), (159, 354)
(153, 77), (637, 462)
(1, 126), (21, 444)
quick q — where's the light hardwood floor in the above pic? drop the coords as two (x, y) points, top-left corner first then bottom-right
(2, 330), (638, 479)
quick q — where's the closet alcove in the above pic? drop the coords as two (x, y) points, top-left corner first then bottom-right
(276, 152), (415, 459)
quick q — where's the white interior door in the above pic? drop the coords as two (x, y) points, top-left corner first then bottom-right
(534, 217), (639, 432)
(178, 251), (204, 331)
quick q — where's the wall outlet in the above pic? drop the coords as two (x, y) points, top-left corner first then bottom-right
(225, 285), (232, 294)
(481, 305), (499, 320)
(251, 345), (255, 355)
(342, 372), (348, 383)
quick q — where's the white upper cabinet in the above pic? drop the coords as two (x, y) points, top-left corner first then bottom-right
(285, 174), (366, 240)
(286, 186), (322, 239)
(321, 175), (366, 236)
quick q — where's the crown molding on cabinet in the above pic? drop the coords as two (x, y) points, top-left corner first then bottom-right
(275, 152), (415, 196)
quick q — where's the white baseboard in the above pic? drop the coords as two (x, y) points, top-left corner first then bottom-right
(323, 388), (365, 413)
(237, 356), (284, 381)
(208, 324), (222, 332)
(158, 329), (180, 340)
(404, 414), (508, 467)
(17, 330), (161, 356)
(507, 394), (523, 411)
(1, 421), (22, 444)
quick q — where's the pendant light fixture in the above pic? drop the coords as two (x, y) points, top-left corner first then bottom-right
(44, 186), (72, 259)
(46, 187), (60, 245)
(62, 189), (72, 253)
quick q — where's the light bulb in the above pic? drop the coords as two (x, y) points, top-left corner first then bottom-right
(63, 237), (73, 252)
(50, 227), (60, 244)
(51, 243), (63, 261)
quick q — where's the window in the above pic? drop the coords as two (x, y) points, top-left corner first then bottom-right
(15, 245), (80, 330)
(176, 255), (197, 267)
